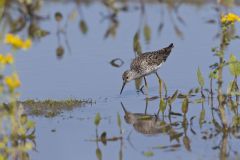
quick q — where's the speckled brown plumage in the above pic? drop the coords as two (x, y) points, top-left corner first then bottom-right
(130, 43), (174, 77)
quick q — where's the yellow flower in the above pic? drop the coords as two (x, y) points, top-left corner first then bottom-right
(4, 73), (21, 91)
(0, 53), (14, 65)
(5, 54), (14, 64)
(221, 13), (240, 24)
(4, 33), (32, 50)
(22, 38), (32, 50)
(0, 54), (4, 64)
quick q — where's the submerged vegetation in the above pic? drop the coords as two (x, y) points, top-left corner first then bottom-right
(20, 99), (95, 117)
(89, 11), (240, 160)
(1, 0), (240, 160)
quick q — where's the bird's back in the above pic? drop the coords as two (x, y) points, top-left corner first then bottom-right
(130, 43), (174, 74)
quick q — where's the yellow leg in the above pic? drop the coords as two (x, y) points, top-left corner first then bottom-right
(144, 76), (149, 96)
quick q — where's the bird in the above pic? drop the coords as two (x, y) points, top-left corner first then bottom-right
(121, 102), (173, 135)
(120, 43), (174, 94)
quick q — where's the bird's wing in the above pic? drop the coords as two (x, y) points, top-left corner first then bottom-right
(130, 44), (173, 73)
(130, 55), (148, 73)
(144, 52), (165, 67)
(130, 53), (164, 70)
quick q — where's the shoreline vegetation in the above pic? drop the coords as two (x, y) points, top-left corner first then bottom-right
(42, 0), (240, 6)
(18, 99), (96, 117)
(0, 0), (240, 159)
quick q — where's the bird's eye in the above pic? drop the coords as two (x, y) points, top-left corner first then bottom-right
(126, 76), (129, 79)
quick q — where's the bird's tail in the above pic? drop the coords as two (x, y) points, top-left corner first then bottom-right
(165, 43), (174, 52)
(160, 43), (174, 62)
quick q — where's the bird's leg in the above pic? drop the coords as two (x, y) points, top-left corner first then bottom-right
(144, 97), (149, 114)
(155, 72), (161, 81)
(144, 76), (148, 88)
(143, 76), (149, 96)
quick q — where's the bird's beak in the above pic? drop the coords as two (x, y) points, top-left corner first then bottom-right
(120, 82), (126, 95)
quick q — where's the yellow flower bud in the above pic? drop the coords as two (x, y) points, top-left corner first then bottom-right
(4, 33), (32, 50)
(221, 13), (240, 24)
(4, 73), (21, 91)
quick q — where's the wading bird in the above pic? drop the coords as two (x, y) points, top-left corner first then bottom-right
(120, 43), (174, 94)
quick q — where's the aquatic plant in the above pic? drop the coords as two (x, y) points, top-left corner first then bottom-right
(91, 112), (123, 160)
(4, 33), (32, 50)
(20, 99), (95, 117)
(207, 12), (240, 129)
(0, 33), (35, 159)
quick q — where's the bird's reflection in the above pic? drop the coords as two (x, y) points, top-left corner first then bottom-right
(121, 102), (173, 136)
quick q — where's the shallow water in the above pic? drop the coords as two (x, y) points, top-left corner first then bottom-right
(3, 1), (240, 160)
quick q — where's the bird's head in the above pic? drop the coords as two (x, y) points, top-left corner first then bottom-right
(122, 70), (136, 82)
(120, 70), (137, 94)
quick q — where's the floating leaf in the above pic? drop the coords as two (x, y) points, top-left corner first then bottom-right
(195, 98), (205, 104)
(181, 98), (188, 114)
(229, 54), (240, 77)
(10, 17), (26, 33)
(28, 24), (50, 39)
(153, 144), (181, 150)
(69, 9), (78, 21)
(55, 12), (63, 22)
(20, 114), (28, 125)
(145, 96), (159, 101)
(199, 108), (205, 128)
(182, 116), (188, 129)
(209, 62), (218, 69)
(159, 98), (167, 113)
(227, 80), (239, 95)
(143, 151), (154, 157)
(94, 113), (101, 126)
(79, 20), (88, 34)
(144, 24), (151, 44)
(170, 112), (182, 116)
(209, 70), (218, 79)
(194, 87), (200, 93)
(233, 115), (240, 126)
(168, 90), (178, 104)
(56, 46), (64, 59)
(214, 50), (224, 57)
(212, 118), (222, 130)
(133, 32), (142, 55)
(138, 115), (152, 120)
(188, 89), (194, 95)
(96, 148), (102, 160)
(197, 67), (205, 87)
(100, 131), (107, 145)
(26, 120), (35, 129)
(183, 135), (191, 151)
(178, 93), (188, 99)
(169, 132), (183, 142)
(117, 112), (121, 129)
